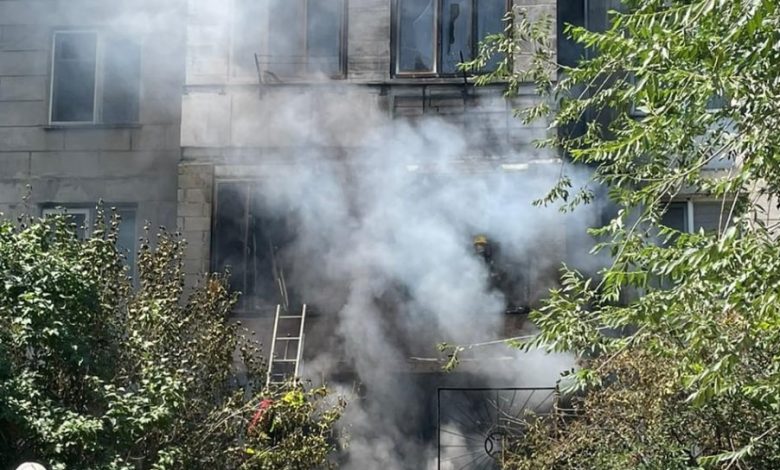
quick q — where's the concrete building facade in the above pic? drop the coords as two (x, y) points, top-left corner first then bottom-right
(0, 0), (186, 268)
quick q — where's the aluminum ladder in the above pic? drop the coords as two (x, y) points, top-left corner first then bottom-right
(266, 304), (307, 387)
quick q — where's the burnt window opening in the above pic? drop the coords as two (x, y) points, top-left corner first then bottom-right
(261, 0), (347, 78)
(50, 31), (141, 124)
(213, 182), (301, 315)
(395, 0), (507, 76)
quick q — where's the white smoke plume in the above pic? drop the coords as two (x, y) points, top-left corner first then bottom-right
(239, 98), (597, 468)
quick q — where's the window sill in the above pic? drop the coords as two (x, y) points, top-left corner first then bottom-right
(43, 123), (142, 131)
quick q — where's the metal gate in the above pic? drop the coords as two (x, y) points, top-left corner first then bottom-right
(437, 387), (556, 470)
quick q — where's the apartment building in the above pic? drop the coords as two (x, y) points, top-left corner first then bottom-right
(0, 0), (185, 271)
(0, 0), (634, 465)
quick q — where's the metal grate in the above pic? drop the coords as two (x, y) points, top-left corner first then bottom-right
(437, 387), (557, 470)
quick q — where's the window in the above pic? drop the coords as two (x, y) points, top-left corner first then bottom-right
(50, 31), (141, 124)
(395, 0), (507, 76)
(557, 0), (587, 68)
(660, 200), (730, 235)
(42, 207), (92, 240)
(42, 206), (137, 278)
(212, 182), (300, 314)
(261, 0), (346, 78)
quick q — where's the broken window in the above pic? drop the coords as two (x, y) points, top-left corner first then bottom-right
(396, 0), (507, 76)
(213, 182), (300, 314)
(50, 31), (140, 124)
(264, 0), (346, 77)
(42, 205), (137, 278)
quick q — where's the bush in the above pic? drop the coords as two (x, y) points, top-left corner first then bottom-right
(0, 209), (343, 469)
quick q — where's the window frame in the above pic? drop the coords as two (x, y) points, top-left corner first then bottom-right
(42, 206), (93, 238)
(661, 198), (736, 235)
(258, 0), (349, 80)
(392, 0), (510, 78)
(49, 30), (102, 125)
(49, 30), (141, 125)
(41, 204), (138, 278)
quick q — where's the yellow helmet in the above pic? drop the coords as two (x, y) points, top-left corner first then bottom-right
(473, 234), (488, 246)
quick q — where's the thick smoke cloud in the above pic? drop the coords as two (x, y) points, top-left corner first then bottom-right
(243, 97), (594, 468)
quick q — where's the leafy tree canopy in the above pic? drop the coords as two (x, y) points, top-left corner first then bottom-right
(0, 209), (343, 469)
(465, 0), (780, 467)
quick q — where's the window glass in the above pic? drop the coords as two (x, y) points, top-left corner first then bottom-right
(441, 0), (472, 74)
(398, 0), (435, 73)
(660, 202), (688, 233)
(51, 32), (97, 122)
(693, 201), (726, 233)
(116, 209), (137, 279)
(42, 208), (90, 240)
(476, 0), (505, 71)
(102, 37), (141, 124)
(306, 0), (343, 75)
(269, 0), (306, 75)
(557, 0), (586, 68)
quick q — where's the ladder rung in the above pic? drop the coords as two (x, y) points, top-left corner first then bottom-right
(278, 315), (303, 319)
(271, 359), (298, 363)
(275, 337), (301, 341)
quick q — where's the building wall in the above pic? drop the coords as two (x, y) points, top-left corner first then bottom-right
(178, 0), (563, 346)
(0, 0), (185, 238)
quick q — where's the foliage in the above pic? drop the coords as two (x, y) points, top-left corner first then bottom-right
(465, 0), (780, 467)
(0, 209), (343, 469)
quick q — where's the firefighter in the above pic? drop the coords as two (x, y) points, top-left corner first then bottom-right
(473, 234), (530, 315)
(473, 234), (503, 289)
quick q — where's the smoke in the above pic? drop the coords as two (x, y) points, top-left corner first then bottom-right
(236, 94), (597, 468)
(31, 1), (606, 467)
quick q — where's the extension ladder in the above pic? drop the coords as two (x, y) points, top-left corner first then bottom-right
(266, 304), (307, 387)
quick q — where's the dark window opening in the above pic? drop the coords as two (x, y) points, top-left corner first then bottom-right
(557, 0), (587, 68)
(660, 201), (689, 234)
(396, 0), (507, 76)
(213, 181), (301, 314)
(265, 0), (346, 78)
(50, 31), (141, 124)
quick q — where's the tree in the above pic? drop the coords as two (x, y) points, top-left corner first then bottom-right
(0, 208), (343, 469)
(465, 0), (780, 467)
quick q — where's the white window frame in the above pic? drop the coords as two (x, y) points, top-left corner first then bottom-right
(49, 30), (105, 125)
(42, 207), (93, 237)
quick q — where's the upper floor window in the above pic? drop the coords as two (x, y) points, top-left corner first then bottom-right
(259, 0), (346, 79)
(395, 0), (507, 76)
(50, 31), (141, 125)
